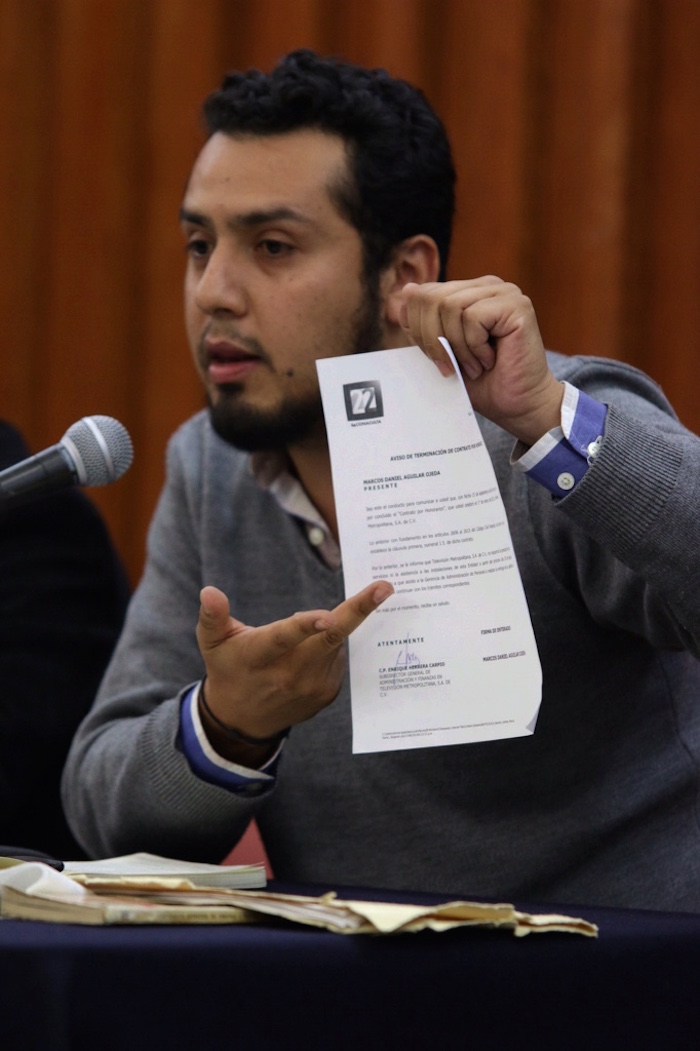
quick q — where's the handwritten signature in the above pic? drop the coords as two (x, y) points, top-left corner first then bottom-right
(392, 648), (420, 686)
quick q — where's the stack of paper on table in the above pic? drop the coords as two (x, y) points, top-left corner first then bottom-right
(62, 852), (266, 889)
(0, 858), (597, 937)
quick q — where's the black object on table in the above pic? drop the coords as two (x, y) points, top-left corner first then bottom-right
(0, 845), (64, 870)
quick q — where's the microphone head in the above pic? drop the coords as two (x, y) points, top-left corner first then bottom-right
(61, 416), (134, 487)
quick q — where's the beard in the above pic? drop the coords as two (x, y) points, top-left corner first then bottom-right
(207, 276), (384, 453)
(207, 385), (325, 452)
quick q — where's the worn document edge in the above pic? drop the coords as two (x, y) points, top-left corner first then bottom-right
(62, 851), (266, 889)
(0, 878), (597, 937)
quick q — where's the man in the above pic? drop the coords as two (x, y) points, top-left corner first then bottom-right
(63, 51), (700, 912)
(0, 420), (129, 859)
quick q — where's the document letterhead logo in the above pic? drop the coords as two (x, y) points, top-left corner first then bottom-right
(343, 381), (384, 421)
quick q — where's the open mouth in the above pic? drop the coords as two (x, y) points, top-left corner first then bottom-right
(205, 341), (260, 384)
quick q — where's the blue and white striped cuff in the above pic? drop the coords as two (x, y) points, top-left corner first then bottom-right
(180, 683), (281, 793)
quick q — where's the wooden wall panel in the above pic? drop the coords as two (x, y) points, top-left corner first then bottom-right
(39, 0), (151, 548)
(639, 0), (700, 428)
(126, 0), (222, 566)
(224, 0), (329, 68)
(437, 0), (538, 280)
(526, 0), (639, 362)
(1, 0), (698, 585)
(325, 0), (433, 82)
(0, 0), (56, 435)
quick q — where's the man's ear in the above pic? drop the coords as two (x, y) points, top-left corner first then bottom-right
(381, 235), (441, 329)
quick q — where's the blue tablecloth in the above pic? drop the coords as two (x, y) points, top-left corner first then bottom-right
(2, 883), (700, 1050)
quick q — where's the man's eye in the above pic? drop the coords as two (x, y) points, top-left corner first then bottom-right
(186, 238), (211, 259)
(259, 239), (292, 257)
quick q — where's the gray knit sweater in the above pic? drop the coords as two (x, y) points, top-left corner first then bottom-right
(63, 353), (700, 912)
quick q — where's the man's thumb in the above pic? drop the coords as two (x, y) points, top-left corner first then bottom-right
(197, 585), (231, 643)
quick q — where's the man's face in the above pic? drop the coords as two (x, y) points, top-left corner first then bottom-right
(181, 129), (388, 451)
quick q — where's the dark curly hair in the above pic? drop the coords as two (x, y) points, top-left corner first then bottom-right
(202, 50), (456, 281)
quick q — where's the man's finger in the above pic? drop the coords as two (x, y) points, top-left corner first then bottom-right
(196, 585), (237, 651)
(197, 584), (263, 652)
(198, 580), (394, 661)
(314, 580), (394, 649)
(199, 585), (230, 620)
(264, 580), (392, 653)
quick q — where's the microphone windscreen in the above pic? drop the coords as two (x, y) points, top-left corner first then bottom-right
(62, 416), (134, 486)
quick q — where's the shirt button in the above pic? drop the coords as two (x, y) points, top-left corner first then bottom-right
(587, 436), (603, 460)
(557, 472), (575, 491)
(308, 526), (325, 547)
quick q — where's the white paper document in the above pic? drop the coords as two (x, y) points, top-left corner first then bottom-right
(317, 343), (542, 754)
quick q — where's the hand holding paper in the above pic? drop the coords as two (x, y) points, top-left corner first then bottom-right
(398, 277), (564, 446)
(317, 339), (542, 754)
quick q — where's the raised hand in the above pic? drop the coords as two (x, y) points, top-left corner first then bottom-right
(195, 580), (393, 764)
(398, 277), (564, 446)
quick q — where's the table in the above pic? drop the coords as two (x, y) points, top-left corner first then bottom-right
(2, 883), (700, 1050)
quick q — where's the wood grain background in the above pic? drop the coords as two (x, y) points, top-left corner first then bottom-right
(1, 0), (698, 585)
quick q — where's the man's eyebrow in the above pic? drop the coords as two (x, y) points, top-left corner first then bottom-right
(234, 206), (314, 229)
(179, 206), (314, 229)
(179, 207), (209, 227)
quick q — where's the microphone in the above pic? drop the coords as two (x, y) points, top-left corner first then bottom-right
(0, 415), (133, 510)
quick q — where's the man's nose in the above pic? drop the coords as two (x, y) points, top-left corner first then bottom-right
(194, 247), (247, 316)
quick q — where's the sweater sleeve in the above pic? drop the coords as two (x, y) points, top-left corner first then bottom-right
(529, 356), (700, 655)
(61, 421), (268, 861)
